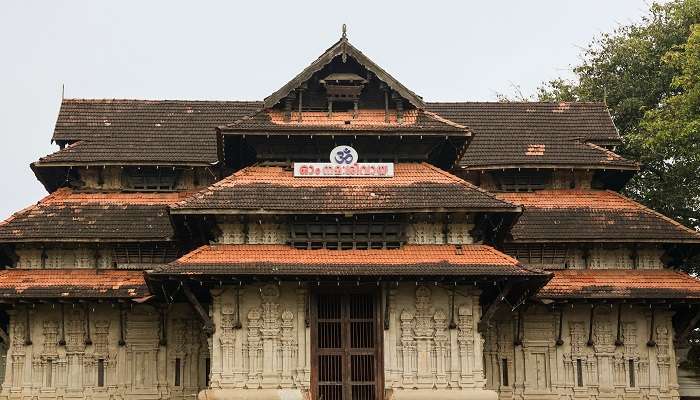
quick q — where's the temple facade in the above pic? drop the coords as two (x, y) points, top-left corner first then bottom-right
(0, 31), (699, 400)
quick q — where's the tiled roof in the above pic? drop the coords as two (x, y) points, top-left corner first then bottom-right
(538, 269), (700, 299)
(456, 134), (638, 170)
(0, 188), (187, 242)
(0, 269), (148, 299)
(427, 102), (633, 170)
(153, 244), (544, 277)
(426, 102), (621, 144)
(47, 99), (628, 169)
(37, 132), (219, 165)
(172, 162), (518, 213)
(221, 109), (471, 134)
(496, 190), (700, 243)
(49, 99), (262, 165)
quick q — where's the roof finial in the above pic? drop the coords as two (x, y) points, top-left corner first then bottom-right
(342, 24), (347, 39)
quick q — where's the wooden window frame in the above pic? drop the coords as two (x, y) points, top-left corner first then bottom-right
(310, 286), (384, 400)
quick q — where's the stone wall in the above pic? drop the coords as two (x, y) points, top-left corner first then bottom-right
(15, 245), (115, 269)
(13, 243), (178, 270)
(78, 167), (213, 190)
(385, 284), (495, 400)
(564, 246), (665, 270)
(213, 216), (475, 245)
(0, 303), (207, 400)
(484, 304), (678, 400)
(506, 244), (666, 270)
(203, 283), (309, 400)
(471, 170), (594, 191)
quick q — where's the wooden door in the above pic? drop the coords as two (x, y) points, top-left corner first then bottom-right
(312, 289), (382, 400)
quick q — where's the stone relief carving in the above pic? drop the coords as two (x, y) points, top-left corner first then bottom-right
(2, 305), (208, 400)
(240, 285), (297, 388)
(484, 306), (679, 400)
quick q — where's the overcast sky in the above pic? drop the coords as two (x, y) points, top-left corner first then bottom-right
(0, 0), (655, 217)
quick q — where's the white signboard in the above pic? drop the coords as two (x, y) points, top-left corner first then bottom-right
(293, 146), (394, 177)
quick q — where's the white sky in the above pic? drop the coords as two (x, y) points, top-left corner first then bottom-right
(0, 0), (655, 217)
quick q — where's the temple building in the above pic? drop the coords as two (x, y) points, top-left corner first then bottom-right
(1, 30), (700, 400)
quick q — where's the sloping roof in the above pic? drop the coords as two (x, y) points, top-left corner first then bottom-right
(220, 109), (470, 135)
(0, 269), (148, 299)
(37, 132), (219, 166)
(53, 99), (262, 142)
(427, 102), (621, 144)
(428, 102), (632, 170)
(538, 269), (700, 299)
(456, 135), (637, 170)
(496, 190), (700, 243)
(172, 162), (518, 214)
(0, 189), (188, 242)
(263, 36), (425, 109)
(48, 99), (262, 165)
(46, 99), (628, 170)
(152, 244), (544, 277)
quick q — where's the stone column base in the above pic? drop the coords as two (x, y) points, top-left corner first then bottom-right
(388, 388), (498, 400)
(197, 389), (305, 400)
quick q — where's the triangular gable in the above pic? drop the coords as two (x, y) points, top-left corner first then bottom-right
(263, 34), (425, 110)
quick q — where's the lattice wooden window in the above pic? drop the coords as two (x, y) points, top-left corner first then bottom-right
(113, 243), (179, 265)
(495, 171), (551, 192)
(124, 167), (178, 191)
(290, 215), (404, 250)
(503, 244), (569, 268)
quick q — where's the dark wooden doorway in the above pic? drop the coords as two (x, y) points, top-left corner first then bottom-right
(311, 288), (382, 400)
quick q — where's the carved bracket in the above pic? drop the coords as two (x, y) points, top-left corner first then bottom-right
(182, 282), (215, 336)
(478, 281), (513, 334)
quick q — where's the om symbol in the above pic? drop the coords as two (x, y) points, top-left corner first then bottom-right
(334, 148), (354, 164)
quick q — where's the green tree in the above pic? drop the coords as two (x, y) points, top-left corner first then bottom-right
(538, 0), (700, 233)
(628, 25), (700, 231)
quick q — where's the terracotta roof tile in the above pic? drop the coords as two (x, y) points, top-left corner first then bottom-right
(0, 188), (185, 242)
(427, 102), (621, 143)
(428, 102), (632, 170)
(0, 269), (148, 299)
(222, 109), (470, 134)
(49, 99), (262, 165)
(154, 244), (543, 277)
(173, 163), (517, 213)
(48, 100), (625, 168)
(538, 269), (700, 299)
(496, 190), (700, 243)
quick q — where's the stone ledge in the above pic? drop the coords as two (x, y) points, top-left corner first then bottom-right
(197, 389), (305, 400)
(387, 388), (498, 400)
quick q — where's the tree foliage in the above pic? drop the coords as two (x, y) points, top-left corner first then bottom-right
(538, 0), (700, 233)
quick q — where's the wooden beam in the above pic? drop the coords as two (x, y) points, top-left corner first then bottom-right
(182, 283), (214, 336)
(478, 281), (514, 333)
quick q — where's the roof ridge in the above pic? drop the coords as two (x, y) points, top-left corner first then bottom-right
(584, 142), (639, 167)
(605, 190), (700, 238)
(0, 187), (75, 231)
(174, 244), (210, 263)
(221, 107), (267, 128)
(421, 110), (470, 132)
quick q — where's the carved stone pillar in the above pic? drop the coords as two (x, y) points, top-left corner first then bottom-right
(260, 285), (281, 385)
(280, 310), (295, 386)
(434, 310), (448, 387)
(399, 309), (415, 386)
(295, 287), (309, 387)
